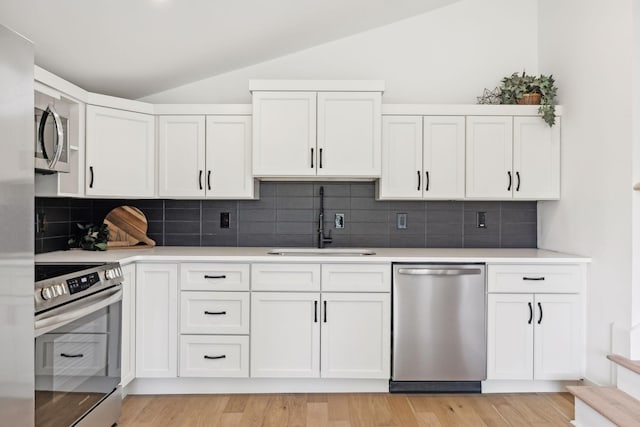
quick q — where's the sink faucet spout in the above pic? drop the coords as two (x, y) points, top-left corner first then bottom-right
(318, 186), (333, 249)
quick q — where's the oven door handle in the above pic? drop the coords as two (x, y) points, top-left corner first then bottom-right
(35, 287), (123, 337)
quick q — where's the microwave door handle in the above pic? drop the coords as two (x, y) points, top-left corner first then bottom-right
(48, 106), (65, 169)
(34, 288), (122, 337)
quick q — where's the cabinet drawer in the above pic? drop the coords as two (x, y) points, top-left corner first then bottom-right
(180, 263), (250, 291)
(321, 263), (390, 292)
(251, 263), (320, 291)
(180, 292), (249, 334)
(179, 335), (249, 378)
(488, 264), (582, 293)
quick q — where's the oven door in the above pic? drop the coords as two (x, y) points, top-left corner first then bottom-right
(34, 286), (122, 427)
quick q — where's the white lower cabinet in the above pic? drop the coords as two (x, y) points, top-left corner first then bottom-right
(135, 263), (178, 378)
(320, 293), (390, 379)
(250, 292), (320, 378)
(178, 263), (251, 378)
(250, 263), (391, 380)
(120, 263), (136, 387)
(487, 267), (583, 381)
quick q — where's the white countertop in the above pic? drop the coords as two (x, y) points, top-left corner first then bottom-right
(35, 247), (591, 265)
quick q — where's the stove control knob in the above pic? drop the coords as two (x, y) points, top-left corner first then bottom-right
(54, 284), (65, 296)
(41, 287), (53, 300)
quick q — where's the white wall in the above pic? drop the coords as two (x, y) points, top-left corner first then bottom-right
(141, 0), (538, 104)
(538, 0), (634, 385)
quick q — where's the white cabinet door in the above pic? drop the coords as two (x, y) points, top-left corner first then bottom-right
(250, 292), (320, 378)
(206, 115), (254, 198)
(465, 116), (513, 199)
(317, 92), (381, 177)
(85, 105), (155, 197)
(487, 293), (534, 380)
(423, 116), (465, 199)
(320, 293), (390, 379)
(135, 263), (178, 378)
(379, 116), (423, 199)
(158, 115), (205, 198)
(513, 116), (561, 200)
(533, 294), (582, 380)
(252, 91), (317, 177)
(120, 264), (136, 387)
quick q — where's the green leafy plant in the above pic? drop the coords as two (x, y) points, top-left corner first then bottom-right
(68, 223), (109, 251)
(499, 71), (558, 127)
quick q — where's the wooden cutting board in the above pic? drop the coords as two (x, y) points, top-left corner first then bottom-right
(104, 206), (155, 248)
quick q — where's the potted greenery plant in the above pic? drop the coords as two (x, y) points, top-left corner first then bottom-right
(68, 223), (109, 251)
(499, 71), (558, 127)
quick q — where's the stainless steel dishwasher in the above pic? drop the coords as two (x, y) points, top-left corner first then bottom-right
(390, 264), (486, 393)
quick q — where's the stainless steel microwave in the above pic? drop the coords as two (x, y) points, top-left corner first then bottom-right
(35, 105), (69, 173)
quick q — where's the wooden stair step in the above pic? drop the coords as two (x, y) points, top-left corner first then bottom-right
(567, 386), (640, 427)
(608, 354), (640, 375)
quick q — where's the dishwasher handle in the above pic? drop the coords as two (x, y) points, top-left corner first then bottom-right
(397, 267), (483, 276)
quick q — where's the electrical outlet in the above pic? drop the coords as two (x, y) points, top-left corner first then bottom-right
(335, 213), (345, 229)
(397, 213), (408, 229)
(476, 211), (487, 228)
(220, 212), (230, 228)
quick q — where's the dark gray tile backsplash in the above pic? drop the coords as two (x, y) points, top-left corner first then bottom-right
(35, 182), (537, 253)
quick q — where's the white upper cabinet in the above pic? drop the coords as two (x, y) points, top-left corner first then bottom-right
(379, 116), (423, 199)
(252, 90), (381, 178)
(252, 91), (317, 176)
(466, 115), (560, 200)
(86, 105), (155, 197)
(379, 115), (464, 200)
(513, 116), (561, 199)
(158, 115), (255, 199)
(422, 116), (465, 199)
(206, 115), (254, 199)
(316, 92), (381, 177)
(465, 116), (513, 199)
(158, 116), (206, 198)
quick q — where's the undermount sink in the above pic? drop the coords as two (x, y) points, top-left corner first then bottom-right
(267, 248), (376, 256)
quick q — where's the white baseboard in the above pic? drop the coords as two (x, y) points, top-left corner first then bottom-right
(481, 379), (582, 393)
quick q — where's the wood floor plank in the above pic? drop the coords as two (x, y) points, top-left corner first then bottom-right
(120, 392), (576, 427)
(327, 394), (350, 422)
(224, 393), (250, 413)
(386, 393), (421, 427)
(238, 394), (271, 427)
(306, 401), (329, 427)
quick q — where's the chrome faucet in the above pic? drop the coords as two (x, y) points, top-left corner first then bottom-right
(318, 186), (333, 248)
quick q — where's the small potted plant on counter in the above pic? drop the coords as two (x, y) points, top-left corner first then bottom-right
(68, 223), (109, 251)
(499, 71), (558, 127)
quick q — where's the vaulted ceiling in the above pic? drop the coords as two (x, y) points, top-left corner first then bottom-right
(0, 0), (460, 99)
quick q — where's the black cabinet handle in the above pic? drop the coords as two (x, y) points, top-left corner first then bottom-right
(425, 171), (430, 191)
(527, 302), (533, 324)
(319, 148), (323, 168)
(199, 170), (203, 190)
(314, 300), (318, 323)
(89, 166), (94, 188)
(207, 170), (211, 190)
(310, 148), (314, 168)
(323, 300), (327, 323)
(516, 171), (521, 191)
(61, 353), (83, 358)
(204, 275), (226, 279)
(537, 302), (543, 324)
(204, 310), (227, 315)
(523, 276), (545, 281)
(507, 171), (512, 191)
(417, 171), (421, 191)
(204, 355), (226, 360)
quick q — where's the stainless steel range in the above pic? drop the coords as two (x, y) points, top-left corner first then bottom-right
(34, 263), (124, 427)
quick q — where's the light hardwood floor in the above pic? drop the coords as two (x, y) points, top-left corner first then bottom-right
(120, 392), (574, 426)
